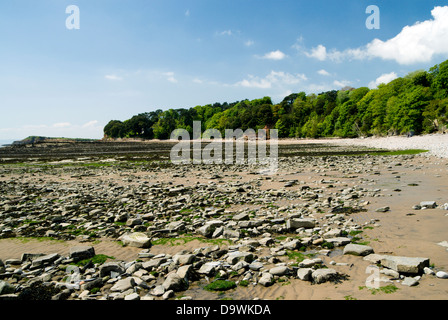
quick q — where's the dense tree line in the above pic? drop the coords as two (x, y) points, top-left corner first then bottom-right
(104, 59), (448, 139)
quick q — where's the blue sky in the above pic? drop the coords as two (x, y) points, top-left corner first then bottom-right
(1, 0), (448, 140)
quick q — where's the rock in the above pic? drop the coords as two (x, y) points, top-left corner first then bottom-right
(177, 265), (196, 281)
(324, 237), (351, 247)
(311, 269), (338, 284)
(282, 239), (301, 250)
(126, 218), (143, 227)
(110, 278), (135, 292)
(166, 221), (186, 232)
(99, 262), (126, 278)
(420, 201), (437, 209)
(423, 267), (435, 276)
(81, 278), (103, 291)
(298, 259), (317, 268)
(69, 246), (95, 262)
(173, 254), (196, 265)
(286, 218), (316, 230)
(375, 206), (390, 212)
(323, 228), (341, 238)
(258, 272), (274, 287)
(380, 268), (400, 278)
(31, 253), (60, 269)
(0, 281), (15, 295)
(198, 262), (220, 277)
(363, 254), (387, 264)
(150, 285), (165, 296)
(4, 258), (21, 265)
(232, 260), (249, 271)
(124, 292), (140, 300)
(226, 251), (254, 265)
(223, 228), (240, 240)
(401, 277), (419, 286)
(297, 268), (313, 281)
(380, 256), (430, 274)
(197, 220), (224, 237)
(233, 213), (249, 221)
(343, 243), (374, 256)
(269, 266), (289, 276)
(162, 290), (174, 300)
(162, 272), (188, 292)
(436, 271), (448, 279)
(248, 261), (264, 271)
(118, 232), (151, 248)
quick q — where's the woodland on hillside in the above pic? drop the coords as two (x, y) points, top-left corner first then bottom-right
(104, 59), (448, 140)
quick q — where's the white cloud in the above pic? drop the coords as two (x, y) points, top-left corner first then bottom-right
(368, 72), (398, 89)
(53, 122), (71, 128)
(262, 50), (287, 60)
(105, 74), (123, 81)
(318, 69), (331, 76)
(236, 71), (307, 89)
(83, 120), (99, 128)
(333, 80), (352, 88)
(305, 44), (327, 61)
(162, 72), (178, 83)
(302, 6), (448, 65)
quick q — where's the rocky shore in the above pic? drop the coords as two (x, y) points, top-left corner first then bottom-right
(0, 140), (447, 300)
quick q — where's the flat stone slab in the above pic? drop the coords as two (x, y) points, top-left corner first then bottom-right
(380, 256), (430, 274)
(343, 243), (374, 256)
(118, 232), (151, 248)
(286, 218), (316, 230)
(325, 237), (351, 247)
(420, 201), (437, 209)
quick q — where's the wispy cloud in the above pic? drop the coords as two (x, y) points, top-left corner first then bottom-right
(245, 40), (255, 47)
(300, 6), (448, 65)
(217, 30), (232, 36)
(162, 72), (178, 83)
(53, 122), (71, 128)
(236, 70), (307, 89)
(105, 74), (123, 81)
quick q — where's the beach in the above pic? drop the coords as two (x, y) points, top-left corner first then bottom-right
(0, 136), (447, 300)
